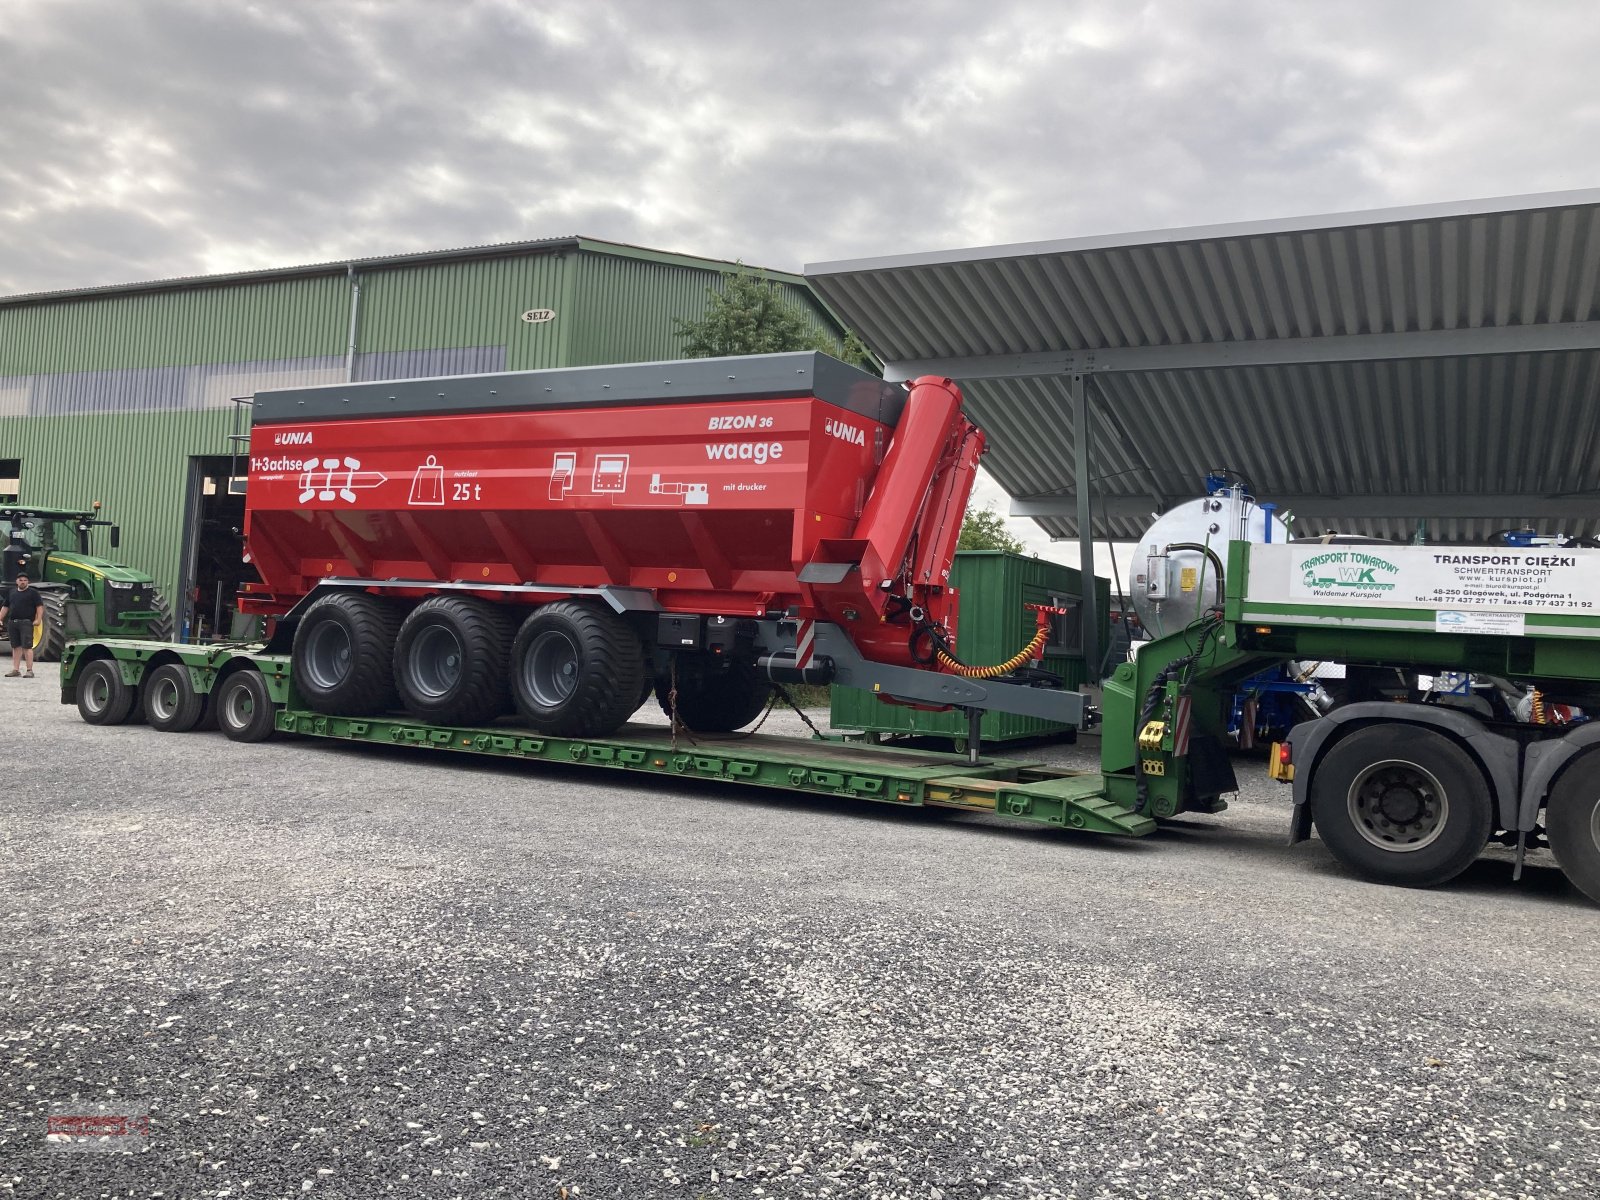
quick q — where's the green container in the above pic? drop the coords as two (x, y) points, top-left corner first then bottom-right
(830, 550), (1110, 744)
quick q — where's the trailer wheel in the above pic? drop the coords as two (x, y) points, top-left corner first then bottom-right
(142, 662), (206, 732)
(76, 659), (137, 726)
(1309, 724), (1492, 888)
(394, 595), (514, 725)
(1546, 759), (1600, 906)
(511, 601), (645, 738)
(215, 670), (277, 743)
(293, 592), (402, 716)
(657, 660), (772, 732)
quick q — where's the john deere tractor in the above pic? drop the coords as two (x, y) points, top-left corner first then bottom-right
(0, 507), (172, 661)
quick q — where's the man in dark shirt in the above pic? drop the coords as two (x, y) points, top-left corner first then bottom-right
(1, 573), (44, 678)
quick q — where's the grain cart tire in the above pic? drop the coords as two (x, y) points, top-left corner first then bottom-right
(394, 595), (515, 725)
(142, 662), (206, 732)
(29, 589), (69, 663)
(657, 660), (771, 732)
(1309, 723), (1491, 888)
(215, 670), (277, 743)
(292, 592), (403, 716)
(76, 659), (137, 726)
(1546, 759), (1600, 906)
(511, 601), (645, 738)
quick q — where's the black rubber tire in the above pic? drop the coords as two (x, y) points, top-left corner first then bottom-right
(1546, 757), (1600, 906)
(76, 659), (137, 726)
(656, 659), (771, 732)
(147, 588), (174, 641)
(292, 592), (402, 716)
(214, 670), (277, 743)
(511, 601), (645, 738)
(28, 589), (69, 662)
(1309, 723), (1492, 888)
(142, 662), (206, 732)
(393, 595), (515, 725)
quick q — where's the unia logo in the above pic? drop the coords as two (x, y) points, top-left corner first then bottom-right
(1299, 550), (1399, 592)
(823, 417), (866, 447)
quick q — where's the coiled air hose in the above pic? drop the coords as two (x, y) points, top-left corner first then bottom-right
(931, 604), (1065, 679)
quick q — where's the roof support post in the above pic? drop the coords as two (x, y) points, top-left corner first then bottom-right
(1071, 372), (1101, 677)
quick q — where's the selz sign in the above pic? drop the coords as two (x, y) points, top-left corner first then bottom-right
(521, 308), (556, 324)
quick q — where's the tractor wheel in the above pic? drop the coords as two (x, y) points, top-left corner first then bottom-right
(657, 659), (771, 732)
(1309, 723), (1492, 888)
(147, 588), (175, 642)
(142, 662), (207, 732)
(511, 601), (645, 738)
(214, 670), (277, 743)
(1546, 758), (1600, 906)
(393, 595), (515, 726)
(292, 592), (402, 716)
(76, 659), (137, 726)
(29, 590), (69, 662)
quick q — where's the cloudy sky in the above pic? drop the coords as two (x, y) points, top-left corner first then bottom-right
(4, 0), (1598, 559)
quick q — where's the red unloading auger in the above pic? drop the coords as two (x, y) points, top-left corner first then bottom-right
(800, 375), (1057, 679)
(800, 377), (981, 665)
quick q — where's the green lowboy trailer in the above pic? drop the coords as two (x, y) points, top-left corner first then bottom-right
(58, 536), (1600, 906)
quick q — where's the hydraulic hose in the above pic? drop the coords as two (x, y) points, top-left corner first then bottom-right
(936, 623), (1050, 678)
(932, 603), (1064, 679)
(1165, 542), (1226, 598)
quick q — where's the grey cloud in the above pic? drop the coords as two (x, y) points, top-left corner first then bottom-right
(1, 0), (1597, 297)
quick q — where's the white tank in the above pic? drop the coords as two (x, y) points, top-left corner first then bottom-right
(1129, 486), (1292, 639)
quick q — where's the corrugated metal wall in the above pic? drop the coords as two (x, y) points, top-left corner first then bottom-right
(0, 275), (347, 375)
(357, 253), (573, 371)
(0, 408), (241, 602)
(0, 244), (847, 620)
(569, 254), (842, 365)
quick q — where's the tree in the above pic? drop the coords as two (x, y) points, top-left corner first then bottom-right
(675, 266), (875, 370)
(958, 504), (1029, 554)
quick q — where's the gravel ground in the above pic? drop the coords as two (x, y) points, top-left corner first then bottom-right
(3, 662), (1598, 1199)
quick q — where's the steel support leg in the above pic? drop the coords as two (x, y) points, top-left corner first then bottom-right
(1072, 373), (1102, 675)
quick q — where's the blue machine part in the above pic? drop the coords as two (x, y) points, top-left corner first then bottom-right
(1228, 665), (1317, 748)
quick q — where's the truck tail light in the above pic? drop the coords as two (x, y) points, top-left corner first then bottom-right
(1268, 741), (1294, 782)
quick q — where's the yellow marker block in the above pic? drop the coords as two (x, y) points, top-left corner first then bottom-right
(1180, 566), (1198, 592)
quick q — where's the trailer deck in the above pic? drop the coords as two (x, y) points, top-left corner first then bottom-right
(60, 638), (1154, 838)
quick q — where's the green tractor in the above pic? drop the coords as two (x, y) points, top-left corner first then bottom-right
(0, 507), (173, 661)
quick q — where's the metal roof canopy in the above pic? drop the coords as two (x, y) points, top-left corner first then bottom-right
(807, 188), (1600, 669)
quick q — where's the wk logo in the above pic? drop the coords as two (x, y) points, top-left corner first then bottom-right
(1299, 551), (1398, 593)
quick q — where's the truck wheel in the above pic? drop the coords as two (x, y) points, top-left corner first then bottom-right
(76, 659), (137, 726)
(215, 670), (277, 742)
(1546, 760), (1600, 906)
(1309, 724), (1492, 888)
(511, 601), (645, 738)
(142, 662), (206, 732)
(394, 596), (514, 726)
(657, 661), (772, 732)
(292, 592), (402, 716)
(30, 590), (69, 662)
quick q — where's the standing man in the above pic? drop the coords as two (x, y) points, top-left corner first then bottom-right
(1, 573), (43, 678)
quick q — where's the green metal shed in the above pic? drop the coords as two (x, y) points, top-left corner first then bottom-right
(830, 550), (1111, 745)
(0, 239), (846, 638)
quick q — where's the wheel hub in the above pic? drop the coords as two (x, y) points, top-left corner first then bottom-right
(410, 625), (465, 699)
(524, 630), (579, 707)
(1348, 760), (1449, 852)
(303, 623), (354, 690)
